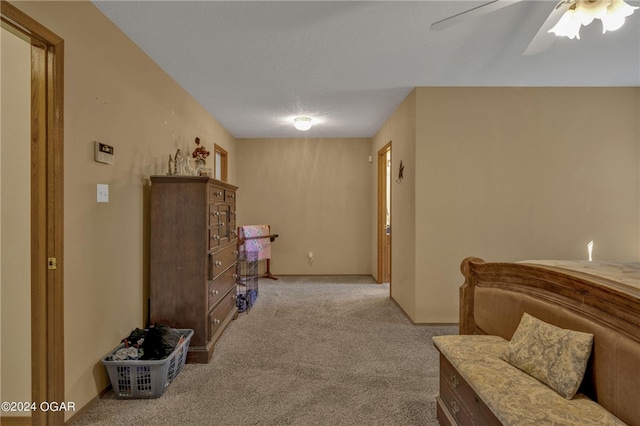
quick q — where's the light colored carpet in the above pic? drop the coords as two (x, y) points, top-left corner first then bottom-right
(73, 276), (458, 425)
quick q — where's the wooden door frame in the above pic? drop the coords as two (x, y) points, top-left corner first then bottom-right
(213, 143), (228, 182)
(376, 141), (391, 284)
(1, 2), (65, 424)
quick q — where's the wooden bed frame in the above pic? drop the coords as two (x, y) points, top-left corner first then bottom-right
(456, 257), (640, 426)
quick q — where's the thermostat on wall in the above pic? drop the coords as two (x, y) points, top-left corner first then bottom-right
(94, 141), (114, 165)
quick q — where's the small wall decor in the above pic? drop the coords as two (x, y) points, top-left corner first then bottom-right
(396, 160), (404, 183)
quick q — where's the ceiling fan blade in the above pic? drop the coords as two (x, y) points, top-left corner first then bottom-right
(430, 0), (524, 31)
(522, 1), (571, 55)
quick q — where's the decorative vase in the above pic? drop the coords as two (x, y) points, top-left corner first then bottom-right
(195, 158), (206, 175)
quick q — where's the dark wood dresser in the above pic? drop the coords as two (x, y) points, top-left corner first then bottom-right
(149, 176), (238, 363)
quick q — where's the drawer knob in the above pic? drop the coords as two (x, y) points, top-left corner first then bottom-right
(213, 319), (221, 325)
(233, 273), (238, 279)
(450, 400), (460, 415)
(450, 373), (460, 388)
(215, 260), (222, 267)
(210, 289), (219, 296)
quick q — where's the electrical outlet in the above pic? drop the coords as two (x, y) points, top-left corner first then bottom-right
(97, 184), (109, 203)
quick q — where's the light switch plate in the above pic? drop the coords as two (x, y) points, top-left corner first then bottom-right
(97, 184), (109, 203)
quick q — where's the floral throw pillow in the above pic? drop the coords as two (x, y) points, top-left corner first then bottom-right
(499, 313), (594, 399)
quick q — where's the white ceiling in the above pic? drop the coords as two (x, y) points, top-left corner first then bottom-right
(93, 0), (640, 138)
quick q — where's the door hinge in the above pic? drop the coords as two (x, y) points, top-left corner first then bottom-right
(48, 257), (57, 270)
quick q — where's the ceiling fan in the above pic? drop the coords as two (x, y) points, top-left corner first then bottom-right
(430, 0), (638, 55)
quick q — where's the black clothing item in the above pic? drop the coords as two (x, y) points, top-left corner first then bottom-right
(140, 323), (182, 360)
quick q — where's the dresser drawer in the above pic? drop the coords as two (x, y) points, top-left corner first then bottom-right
(209, 185), (224, 202)
(229, 222), (237, 243)
(209, 244), (238, 280)
(440, 378), (476, 425)
(440, 354), (475, 397)
(209, 204), (221, 226)
(439, 354), (476, 424)
(208, 287), (237, 341)
(208, 266), (237, 309)
(438, 354), (502, 426)
(209, 227), (221, 249)
(439, 377), (474, 425)
(224, 189), (236, 203)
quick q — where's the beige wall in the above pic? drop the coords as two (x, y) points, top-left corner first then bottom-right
(0, 25), (32, 413)
(377, 87), (640, 323)
(415, 87), (639, 323)
(12, 1), (236, 419)
(371, 90), (417, 317)
(236, 138), (372, 275)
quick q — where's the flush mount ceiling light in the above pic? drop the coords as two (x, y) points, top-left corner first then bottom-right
(293, 116), (313, 131)
(549, 0), (638, 39)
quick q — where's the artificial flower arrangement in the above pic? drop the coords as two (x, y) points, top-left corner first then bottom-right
(192, 137), (210, 163)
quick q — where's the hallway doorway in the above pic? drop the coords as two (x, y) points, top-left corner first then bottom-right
(377, 142), (391, 285)
(1, 2), (65, 424)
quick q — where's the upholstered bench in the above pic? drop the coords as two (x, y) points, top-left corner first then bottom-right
(436, 257), (640, 426)
(433, 334), (624, 426)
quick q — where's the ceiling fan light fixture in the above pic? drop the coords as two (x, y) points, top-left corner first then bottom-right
(549, 0), (638, 39)
(549, 8), (583, 39)
(293, 116), (313, 131)
(574, 0), (609, 25)
(601, 11), (627, 30)
(601, 0), (639, 32)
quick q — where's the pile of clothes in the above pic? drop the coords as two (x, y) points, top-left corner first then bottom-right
(109, 323), (184, 361)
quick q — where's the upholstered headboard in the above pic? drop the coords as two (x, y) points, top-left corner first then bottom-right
(459, 257), (640, 426)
